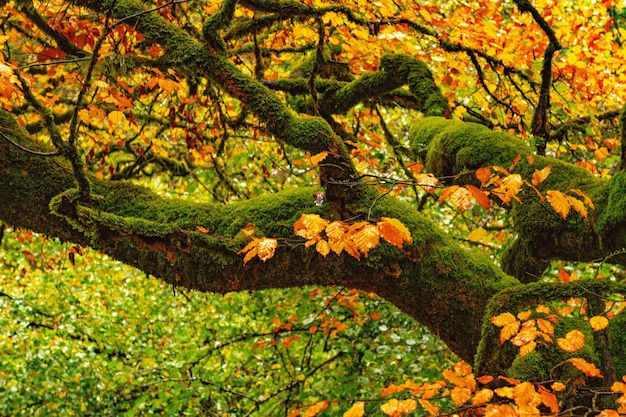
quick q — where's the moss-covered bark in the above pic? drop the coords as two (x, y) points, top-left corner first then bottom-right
(411, 117), (626, 282)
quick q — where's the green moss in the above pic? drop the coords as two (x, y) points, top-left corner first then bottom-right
(409, 116), (461, 160)
(596, 171), (626, 243)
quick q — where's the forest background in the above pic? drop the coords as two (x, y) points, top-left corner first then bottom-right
(2, 0), (626, 416)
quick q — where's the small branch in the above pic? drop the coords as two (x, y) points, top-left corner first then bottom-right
(0, 130), (59, 157)
(513, 0), (562, 155)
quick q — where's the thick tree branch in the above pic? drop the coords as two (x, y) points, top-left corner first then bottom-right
(0, 108), (519, 364)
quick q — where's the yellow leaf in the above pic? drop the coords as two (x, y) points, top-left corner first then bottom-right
(107, 110), (126, 125)
(546, 190), (571, 219)
(310, 151), (329, 166)
(351, 224), (380, 257)
(438, 185), (459, 203)
(472, 388), (494, 406)
(302, 400), (329, 417)
(257, 238), (278, 262)
(492, 174), (523, 204)
(343, 402), (365, 417)
(532, 165), (551, 186)
(568, 358), (603, 378)
(451, 387), (472, 406)
(551, 381), (566, 392)
(78, 109), (90, 125)
(517, 310), (532, 321)
(490, 312), (517, 327)
(238, 238), (260, 255)
(316, 239), (330, 257)
(328, 239), (345, 256)
(590, 316), (609, 331)
(381, 383), (406, 398)
(468, 227), (488, 243)
(294, 214), (330, 240)
(557, 330), (585, 352)
(326, 221), (347, 242)
(377, 217), (412, 249)
(419, 8), (432, 22)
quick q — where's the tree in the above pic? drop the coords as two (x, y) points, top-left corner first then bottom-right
(1, 0), (626, 414)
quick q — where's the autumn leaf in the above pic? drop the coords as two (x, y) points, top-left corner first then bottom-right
(302, 400), (329, 417)
(107, 110), (127, 125)
(538, 385), (559, 414)
(475, 166), (492, 185)
(557, 329), (585, 352)
(472, 388), (494, 406)
(485, 404), (517, 417)
(500, 320), (521, 344)
(466, 184), (490, 210)
(519, 341), (537, 357)
(491, 174), (522, 204)
(417, 399), (438, 416)
(546, 190), (571, 219)
(415, 173), (439, 194)
(377, 217), (412, 249)
(468, 227), (488, 243)
(568, 195), (588, 218)
(532, 165), (551, 186)
(451, 387), (472, 406)
(343, 401), (364, 417)
(448, 186), (474, 211)
(381, 398), (418, 416)
(407, 162), (424, 174)
(589, 315), (609, 331)
(310, 151), (329, 166)
(537, 318), (554, 335)
(517, 310), (532, 321)
(294, 214), (329, 240)
(316, 239), (330, 257)
(568, 358), (602, 378)
(351, 223), (380, 257)
(490, 312), (517, 327)
(570, 189), (594, 208)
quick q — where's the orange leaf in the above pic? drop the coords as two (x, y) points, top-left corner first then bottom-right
(500, 321), (521, 344)
(598, 411), (620, 417)
(476, 167), (492, 185)
(472, 388), (494, 406)
(439, 185), (460, 203)
(381, 384), (406, 398)
(197, 226), (209, 234)
(517, 310), (532, 321)
(377, 217), (412, 249)
(451, 387), (472, 406)
(538, 385), (559, 414)
(519, 340), (537, 357)
(351, 224), (380, 257)
(513, 381), (541, 407)
(509, 153), (521, 171)
(343, 401), (365, 417)
(381, 398), (418, 416)
(490, 312), (517, 327)
(546, 190), (571, 219)
(551, 381), (566, 392)
(557, 330), (585, 352)
(449, 187), (474, 211)
(568, 195), (588, 218)
(532, 165), (551, 186)
(407, 162), (424, 174)
(570, 189), (594, 208)
(477, 375), (494, 385)
(302, 401), (329, 417)
(418, 399), (438, 416)
(537, 318), (554, 335)
(466, 184), (490, 210)
(590, 315), (609, 331)
(568, 358), (602, 377)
